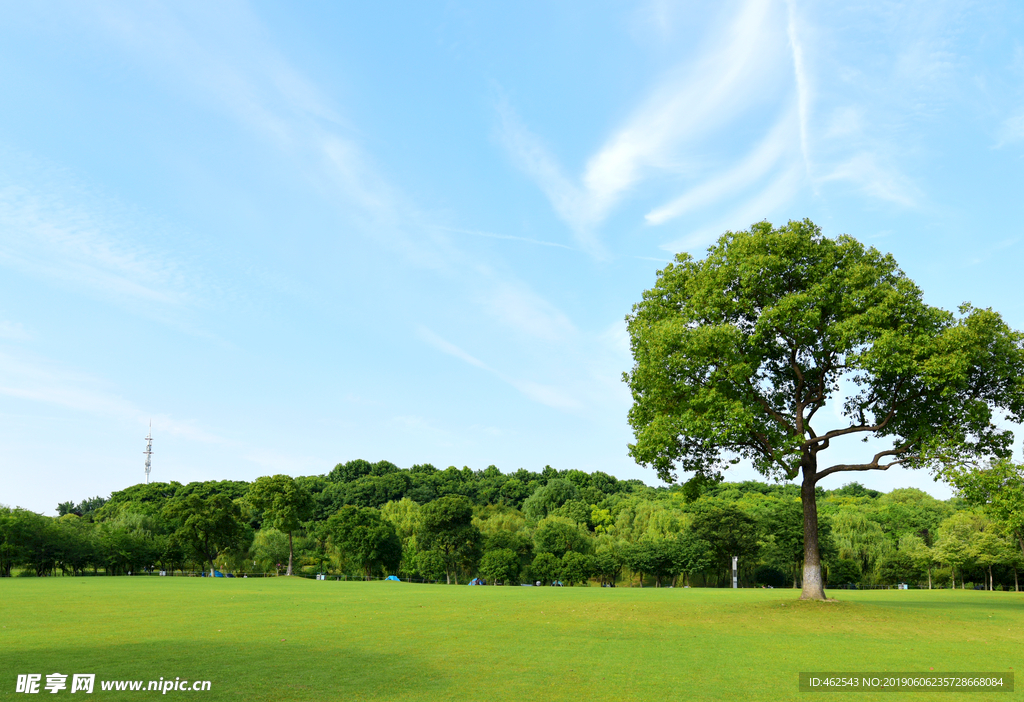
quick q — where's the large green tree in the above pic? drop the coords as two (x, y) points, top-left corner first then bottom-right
(246, 475), (313, 576)
(417, 495), (482, 584)
(326, 506), (402, 579)
(478, 548), (520, 585)
(624, 219), (1024, 599)
(163, 493), (249, 576)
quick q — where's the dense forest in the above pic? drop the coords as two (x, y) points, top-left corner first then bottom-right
(2, 459), (1022, 590)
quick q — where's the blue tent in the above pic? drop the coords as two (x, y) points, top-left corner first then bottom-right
(385, 575), (401, 581)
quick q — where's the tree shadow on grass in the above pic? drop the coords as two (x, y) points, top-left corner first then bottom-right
(3, 639), (448, 701)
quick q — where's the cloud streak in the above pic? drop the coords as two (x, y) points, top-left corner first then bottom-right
(0, 350), (225, 444)
(0, 177), (197, 307)
(497, 0), (793, 253)
(417, 325), (581, 410)
(645, 109), (798, 225)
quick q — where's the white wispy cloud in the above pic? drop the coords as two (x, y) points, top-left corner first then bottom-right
(497, 0), (791, 253)
(494, 100), (597, 253)
(485, 281), (577, 344)
(661, 162), (805, 253)
(784, 0), (814, 180)
(998, 111), (1024, 146)
(431, 225), (574, 250)
(416, 325), (582, 410)
(645, 110), (797, 225)
(0, 350), (224, 444)
(819, 153), (922, 208)
(506, 379), (582, 411)
(0, 177), (197, 307)
(416, 326), (491, 370)
(92, 2), (449, 269)
(581, 0), (782, 214)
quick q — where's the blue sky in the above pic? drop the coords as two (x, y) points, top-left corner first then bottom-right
(2, 0), (1023, 514)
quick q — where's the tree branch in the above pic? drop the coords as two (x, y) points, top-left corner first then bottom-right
(816, 446), (911, 481)
(743, 377), (796, 435)
(801, 395), (901, 448)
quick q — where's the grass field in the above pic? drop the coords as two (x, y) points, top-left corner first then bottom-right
(1, 578), (1020, 701)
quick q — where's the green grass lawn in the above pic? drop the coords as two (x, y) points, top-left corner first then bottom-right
(1, 577), (1019, 701)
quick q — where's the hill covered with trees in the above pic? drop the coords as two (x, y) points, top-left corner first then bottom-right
(2, 459), (1022, 590)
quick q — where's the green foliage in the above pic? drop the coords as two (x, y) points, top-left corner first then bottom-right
(246, 475), (313, 534)
(688, 501), (759, 571)
(876, 550), (921, 584)
(162, 493), (250, 575)
(418, 495), (482, 584)
(624, 219), (1024, 484)
(827, 559), (862, 587)
(250, 527), (290, 574)
(533, 516), (589, 558)
(245, 474), (313, 576)
(56, 495), (107, 519)
(523, 479), (579, 521)
(415, 550), (446, 582)
(561, 551), (595, 586)
(672, 532), (716, 585)
(593, 548), (623, 585)
(478, 548), (520, 585)
(327, 506), (402, 578)
(553, 499), (592, 528)
(20, 452), (1024, 591)
(831, 482), (882, 499)
(940, 459), (1024, 557)
(530, 551), (562, 585)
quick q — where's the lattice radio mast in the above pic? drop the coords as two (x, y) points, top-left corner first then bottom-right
(144, 422), (153, 484)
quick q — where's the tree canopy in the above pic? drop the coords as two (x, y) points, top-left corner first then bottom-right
(327, 506), (402, 579)
(162, 493), (249, 576)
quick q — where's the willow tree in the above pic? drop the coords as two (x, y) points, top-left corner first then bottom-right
(623, 219), (1024, 599)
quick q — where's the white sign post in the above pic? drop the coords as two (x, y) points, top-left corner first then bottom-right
(732, 556), (738, 588)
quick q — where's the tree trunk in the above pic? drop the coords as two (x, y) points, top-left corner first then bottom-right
(927, 565), (932, 590)
(287, 531), (294, 576)
(800, 461), (826, 600)
(989, 565), (993, 591)
(1014, 568), (1018, 592)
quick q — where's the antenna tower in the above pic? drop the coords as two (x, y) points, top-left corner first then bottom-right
(144, 423), (153, 484)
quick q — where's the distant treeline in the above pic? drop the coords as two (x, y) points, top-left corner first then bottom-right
(2, 459), (1021, 590)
